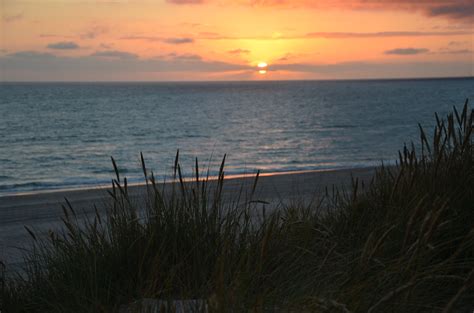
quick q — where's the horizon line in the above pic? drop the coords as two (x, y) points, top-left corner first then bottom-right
(1, 75), (473, 84)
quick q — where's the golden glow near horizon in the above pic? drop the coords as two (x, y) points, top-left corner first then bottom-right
(0, 0), (472, 81)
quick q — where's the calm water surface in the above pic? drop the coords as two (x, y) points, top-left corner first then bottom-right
(0, 78), (473, 194)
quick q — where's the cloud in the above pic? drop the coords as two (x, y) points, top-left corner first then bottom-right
(180, 22), (213, 28)
(166, 0), (204, 3)
(197, 30), (471, 41)
(228, 49), (250, 54)
(268, 60), (473, 79)
(277, 53), (299, 62)
(173, 54), (202, 60)
(0, 50), (252, 81)
(120, 36), (194, 44)
(40, 34), (74, 39)
(305, 31), (471, 39)
(121, 30), (471, 45)
(448, 41), (468, 46)
(47, 41), (80, 50)
(80, 25), (108, 39)
(166, 0), (204, 4)
(91, 50), (138, 59)
(439, 49), (473, 54)
(2, 49), (472, 82)
(163, 37), (194, 44)
(6, 51), (56, 58)
(160, 53), (203, 60)
(199, 32), (221, 38)
(120, 35), (162, 42)
(163, 0), (474, 21)
(427, 3), (474, 20)
(384, 48), (430, 55)
(3, 13), (23, 23)
(100, 43), (113, 49)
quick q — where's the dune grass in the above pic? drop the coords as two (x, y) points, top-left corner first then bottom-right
(2, 100), (473, 313)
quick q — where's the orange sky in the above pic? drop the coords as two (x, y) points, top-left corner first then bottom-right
(1, 0), (473, 81)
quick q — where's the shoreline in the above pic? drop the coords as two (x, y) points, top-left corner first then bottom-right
(0, 165), (377, 198)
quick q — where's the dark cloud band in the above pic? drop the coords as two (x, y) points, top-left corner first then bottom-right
(47, 42), (80, 50)
(384, 48), (430, 55)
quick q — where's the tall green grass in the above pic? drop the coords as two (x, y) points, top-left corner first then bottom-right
(3, 100), (473, 313)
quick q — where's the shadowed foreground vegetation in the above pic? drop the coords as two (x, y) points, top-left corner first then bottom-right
(2, 101), (474, 313)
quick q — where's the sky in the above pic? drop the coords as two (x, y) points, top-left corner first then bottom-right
(0, 0), (473, 81)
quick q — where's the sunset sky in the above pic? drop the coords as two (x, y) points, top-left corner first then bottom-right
(1, 0), (473, 81)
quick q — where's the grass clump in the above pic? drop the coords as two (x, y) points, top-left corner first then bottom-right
(2, 100), (474, 313)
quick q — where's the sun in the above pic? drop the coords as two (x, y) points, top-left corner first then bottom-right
(257, 62), (268, 74)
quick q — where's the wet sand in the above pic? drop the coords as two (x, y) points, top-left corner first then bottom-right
(0, 167), (376, 271)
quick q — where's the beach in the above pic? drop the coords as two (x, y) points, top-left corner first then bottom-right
(0, 166), (375, 271)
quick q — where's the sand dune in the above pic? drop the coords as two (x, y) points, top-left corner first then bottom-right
(0, 167), (375, 272)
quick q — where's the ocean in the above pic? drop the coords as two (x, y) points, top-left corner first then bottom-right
(0, 78), (473, 195)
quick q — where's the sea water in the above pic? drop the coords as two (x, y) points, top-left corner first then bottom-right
(0, 78), (473, 195)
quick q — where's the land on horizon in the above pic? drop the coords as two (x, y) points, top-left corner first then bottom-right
(1, 75), (474, 84)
